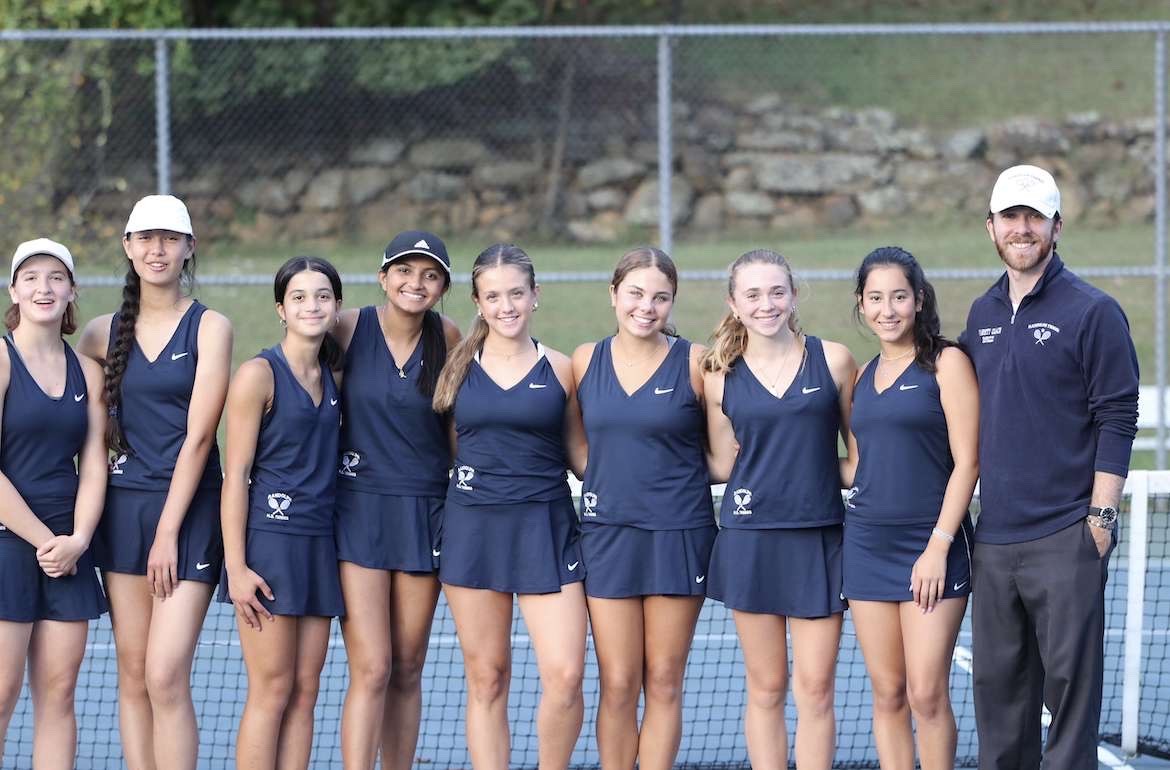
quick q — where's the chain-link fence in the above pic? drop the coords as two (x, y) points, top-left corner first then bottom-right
(1, 23), (1168, 464)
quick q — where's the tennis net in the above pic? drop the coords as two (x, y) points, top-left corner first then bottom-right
(4, 472), (1168, 769)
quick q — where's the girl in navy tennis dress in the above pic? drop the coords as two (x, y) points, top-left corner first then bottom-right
(841, 247), (978, 770)
(333, 230), (461, 769)
(219, 257), (345, 770)
(0, 239), (107, 769)
(702, 249), (857, 770)
(571, 247), (714, 769)
(432, 244), (586, 770)
(77, 195), (232, 770)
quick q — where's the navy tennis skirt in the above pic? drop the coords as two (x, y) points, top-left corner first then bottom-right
(218, 528), (344, 618)
(0, 535), (107, 622)
(706, 525), (846, 618)
(581, 521), (716, 599)
(93, 485), (222, 584)
(439, 496), (582, 595)
(335, 488), (443, 574)
(843, 517), (974, 602)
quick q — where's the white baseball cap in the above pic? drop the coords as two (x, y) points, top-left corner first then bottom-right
(11, 238), (75, 282)
(124, 194), (194, 236)
(989, 164), (1061, 219)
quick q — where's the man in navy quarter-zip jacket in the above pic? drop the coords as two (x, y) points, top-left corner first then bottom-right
(960, 165), (1139, 770)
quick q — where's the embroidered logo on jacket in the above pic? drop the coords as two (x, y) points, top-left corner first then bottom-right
(267, 493), (292, 521)
(1028, 322), (1061, 345)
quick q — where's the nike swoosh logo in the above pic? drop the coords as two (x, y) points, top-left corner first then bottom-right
(74, 393), (85, 402)
(695, 574), (706, 583)
(171, 352), (189, 360)
(567, 561), (579, 571)
(899, 384), (919, 391)
(801, 386), (821, 394)
(528, 383), (547, 389)
(330, 398), (338, 405)
(654, 387), (674, 395)
(196, 562), (210, 571)
(432, 548), (441, 557)
(953, 580), (968, 592)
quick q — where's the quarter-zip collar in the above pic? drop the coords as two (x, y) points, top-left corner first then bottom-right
(989, 251), (1066, 311)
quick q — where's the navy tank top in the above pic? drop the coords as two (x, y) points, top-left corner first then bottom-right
(337, 306), (448, 497)
(720, 336), (844, 529)
(578, 336), (712, 530)
(448, 343), (570, 506)
(247, 346), (341, 536)
(107, 302), (222, 490)
(848, 357), (952, 526)
(0, 337), (88, 537)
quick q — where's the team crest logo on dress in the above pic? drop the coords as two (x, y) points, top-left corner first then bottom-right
(339, 451), (361, 478)
(455, 465), (475, 491)
(266, 492), (292, 521)
(844, 486), (859, 509)
(732, 488), (753, 516)
(582, 492), (598, 517)
(109, 453), (128, 475)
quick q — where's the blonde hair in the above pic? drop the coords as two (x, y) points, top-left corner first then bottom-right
(433, 244), (536, 413)
(701, 249), (800, 373)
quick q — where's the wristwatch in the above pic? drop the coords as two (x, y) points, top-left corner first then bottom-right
(1087, 505), (1119, 530)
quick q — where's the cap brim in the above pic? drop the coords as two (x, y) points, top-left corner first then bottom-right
(381, 249), (451, 273)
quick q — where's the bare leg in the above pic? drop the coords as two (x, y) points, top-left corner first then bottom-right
(444, 585), (514, 770)
(0, 620), (34, 765)
(236, 614), (297, 770)
(381, 571), (440, 770)
(732, 611), (789, 770)
(902, 598), (967, 770)
(274, 616), (331, 770)
(518, 585), (587, 770)
(788, 615), (842, 770)
(586, 596), (644, 770)
(27, 619), (88, 770)
(851, 600), (914, 770)
(104, 572), (157, 770)
(637, 595), (703, 770)
(144, 581), (214, 770)
(339, 563), (392, 770)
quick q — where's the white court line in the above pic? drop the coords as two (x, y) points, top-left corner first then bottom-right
(953, 645), (1134, 770)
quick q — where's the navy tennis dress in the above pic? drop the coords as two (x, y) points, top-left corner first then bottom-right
(577, 336), (715, 598)
(843, 357), (973, 602)
(0, 337), (107, 622)
(706, 336), (846, 617)
(92, 302), (223, 584)
(217, 346), (344, 617)
(438, 343), (581, 594)
(335, 306), (447, 573)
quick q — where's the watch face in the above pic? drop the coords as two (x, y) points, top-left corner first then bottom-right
(1098, 507), (1119, 523)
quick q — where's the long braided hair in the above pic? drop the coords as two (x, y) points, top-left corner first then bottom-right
(104, 237), (196, 454)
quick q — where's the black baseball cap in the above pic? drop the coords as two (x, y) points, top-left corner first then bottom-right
(381, 230), (451, 279)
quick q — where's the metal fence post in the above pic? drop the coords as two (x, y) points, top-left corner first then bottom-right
(1156, 32), (1167, 469)
(154, 38), (172, 195)
(657, 29), (673, 255)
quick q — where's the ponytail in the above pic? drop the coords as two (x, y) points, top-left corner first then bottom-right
(418, 308), (447, 398)
(701, 311), (749, 373)
(104, 267), (141, 454)
(433, 314), (488, 414)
